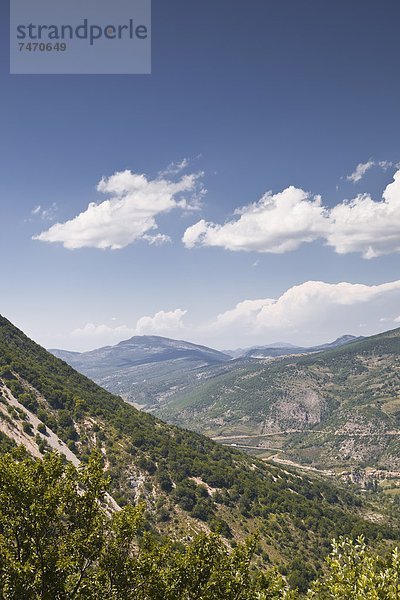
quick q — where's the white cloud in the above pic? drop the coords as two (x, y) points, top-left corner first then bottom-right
(71, 309), (187, 349)
(208, 279), (400, 347)
(67, 282), (400, 351)
(183, 186), (328, 253)
(142, 233), (172, 246)
(183, 169), (400, 259)
(378, 160), (396, 170)
(326, 172), (400, 258)
(34, 170), (204, 250)
(135, 308), (187, 335)
(215, 280), (400, 330)
(159, 158), (190, 176)
(346, 160), (394, 183)
(346, 160), (376, 183)
(29, 203), (58, 222)
(215, 298), (274, 328)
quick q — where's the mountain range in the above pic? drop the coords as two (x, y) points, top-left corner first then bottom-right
(49, 330), (400, 481)
(241, 335), (363, 358)
(50, 336), (231, 408)
(49, 334), (360, 410)
(1, 313), (398, 586)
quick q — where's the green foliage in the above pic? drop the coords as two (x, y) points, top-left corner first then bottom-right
(0, 431), (15, 454)
(36, 423), (47, 435)
(22, 421), (33, 436)
(0, 451), (292, 599)
(18, 392), (39, 412)
(0, 451), (109, 598)
(0, 314), (399, 581)
(308, 536), (400, 599)
(156, 467), (173, 492)
(2, 450), (400, 598)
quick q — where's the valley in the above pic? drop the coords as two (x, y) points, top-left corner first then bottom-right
(50, 328), (400, 494)
(1, 313), (399, 588)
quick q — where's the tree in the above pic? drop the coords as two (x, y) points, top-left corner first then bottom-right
(3, 449), (399, 599)
(307, 536), (400, 599)
(0, 450), (294, 599)
(0, 449), (110, 598)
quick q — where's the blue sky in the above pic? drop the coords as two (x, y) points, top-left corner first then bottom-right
(1, 0), (400, 351)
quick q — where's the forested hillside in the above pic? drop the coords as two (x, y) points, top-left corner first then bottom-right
(1, 314), (399, 589)
(2, 450), (400, 599)
(156, 328), (400, 476)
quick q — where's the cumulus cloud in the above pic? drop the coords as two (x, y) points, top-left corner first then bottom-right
(68, 282), (400, 350)
(216, 280), (400, 329)
(326, 172), (400, 258)
(71, 309), (187, 349)
(215, 299), (275, 328)
(208, 279), (400, 347)
(34, 170), (204, 250)
(135, 309), (187, 335)
(183, 186), (328, 253)
(183, 169), (400, 259)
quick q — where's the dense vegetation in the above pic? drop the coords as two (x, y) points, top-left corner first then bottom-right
(157, 328), (400, 471)
(0, 449), (269, 599)
(0, 315), (399, 588)
(1, 450), (400, 599)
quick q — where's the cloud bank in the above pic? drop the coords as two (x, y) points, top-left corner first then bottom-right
(71, 309), (187, 349)
(34, 170), (204, 250)
(204, 279), (400, 348)
(183, 169), (400, 259)
(214, 280), (400, 331)
(69, 280), (400, 351)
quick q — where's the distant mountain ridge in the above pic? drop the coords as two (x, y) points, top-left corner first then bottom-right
(51, 335), (230, 368)
(241, 335), (363, 359)
(50, 336), (231, 408)
(225, 342), (296, 358)
(51, 334), (363, 409)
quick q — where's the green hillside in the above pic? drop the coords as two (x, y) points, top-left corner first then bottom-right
(0, 314), (399, 587)
(156, 328), (400, 477)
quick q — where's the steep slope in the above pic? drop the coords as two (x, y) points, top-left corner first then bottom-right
(156, 328), (400, 476)
(51, 336), (230, 408)
(0, 314), (398, 583)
